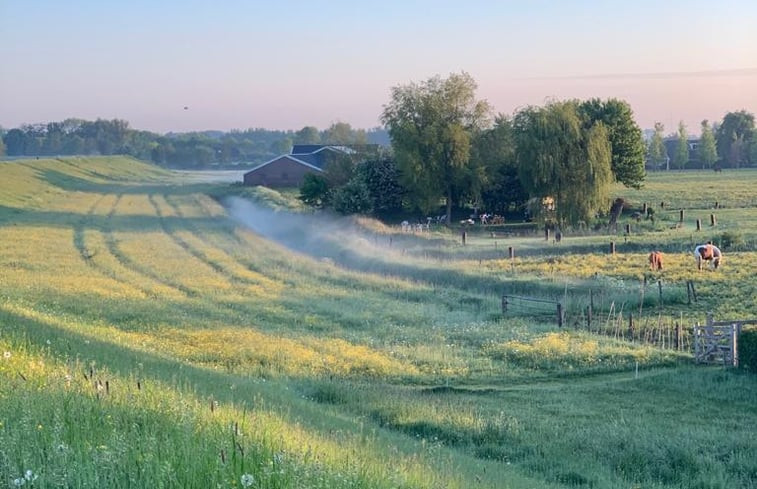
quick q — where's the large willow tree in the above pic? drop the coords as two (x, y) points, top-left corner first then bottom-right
(381, 72), (490, 223)
(514, 101), (613, 226)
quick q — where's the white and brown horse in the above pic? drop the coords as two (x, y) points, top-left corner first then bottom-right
(694, 243), (722, 270)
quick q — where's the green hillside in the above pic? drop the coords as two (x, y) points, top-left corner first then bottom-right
(1, 157), (756, 488)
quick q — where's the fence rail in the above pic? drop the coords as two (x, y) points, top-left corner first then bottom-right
(502, 294), (563, 327)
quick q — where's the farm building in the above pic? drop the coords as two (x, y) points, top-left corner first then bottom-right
(243, 144), (376, 188)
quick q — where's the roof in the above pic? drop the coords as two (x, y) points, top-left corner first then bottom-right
(291, 144), (324, 154)
(245, 144), (371, 176)
(243, 154), (322, 175)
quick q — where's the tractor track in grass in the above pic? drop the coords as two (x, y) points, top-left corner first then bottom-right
(102, 194), (197, 298)
(155, 194), (267, 289)
(73, 193), (109, 266)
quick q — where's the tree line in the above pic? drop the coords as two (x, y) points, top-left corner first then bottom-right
(304, 72), (644, 227)
(303, 72), (755, 227)
(0, 119), (388, 169)
(647, 111), (756, 170)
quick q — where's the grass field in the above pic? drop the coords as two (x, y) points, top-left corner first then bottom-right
(1, 157), (756, 488)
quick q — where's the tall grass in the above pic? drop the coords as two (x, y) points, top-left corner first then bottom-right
(1, 158), (756, 488)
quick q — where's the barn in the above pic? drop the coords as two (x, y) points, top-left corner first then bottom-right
(243, 145), (355, 188)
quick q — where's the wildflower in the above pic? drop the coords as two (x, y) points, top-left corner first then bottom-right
(13, 478), (25, 486)
(3, 351), (10, 359)
(24, 470), (37, 481)
(240, 473), (255, 487)
(46, 340), (51, 345)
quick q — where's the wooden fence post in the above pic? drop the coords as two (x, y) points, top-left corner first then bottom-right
(696, 219), (702, 231)
(587, 304), (592, 330)
(501, 295), (508, 314)
(731, 324), (739, 367)
(609, 241), (616, 255)
(461, 231), (467, 246)
(629, 312), (634, 340)
(710, 214), (717, 226)
(658, 280), (663, 306)
(679, 209), (685, 222)
(508, 246), (514, 260)
(625, 223), (631, 235)
(686, 281), (692, 305)
(545, 228), (550, 241)
(557, 303), (563, 328)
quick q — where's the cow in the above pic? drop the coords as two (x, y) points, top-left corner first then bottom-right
(694, 241), (722, 270)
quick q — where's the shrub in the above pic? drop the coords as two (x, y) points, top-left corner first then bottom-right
(738, 327), (757, 373)
(718, 230), (745, 250)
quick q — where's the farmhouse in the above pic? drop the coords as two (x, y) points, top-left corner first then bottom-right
(243, 144), (366, 188)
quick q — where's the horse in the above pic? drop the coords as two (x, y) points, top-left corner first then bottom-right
(648, 251), (664, 271)
(694, 243), (722, 270)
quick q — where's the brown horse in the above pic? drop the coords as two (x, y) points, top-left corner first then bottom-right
(648, 251), (664, 271)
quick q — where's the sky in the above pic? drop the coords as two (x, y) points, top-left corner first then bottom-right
(1, 0), (756, 135)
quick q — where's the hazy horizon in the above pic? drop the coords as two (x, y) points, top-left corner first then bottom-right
(1, 0), (756, 134)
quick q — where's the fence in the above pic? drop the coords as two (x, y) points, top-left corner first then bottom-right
(501, 294), (563, 327)
(501, 287), (693, 351)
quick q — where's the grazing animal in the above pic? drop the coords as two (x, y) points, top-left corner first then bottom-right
(694, 242), (722, 270)
(648, 251), (664, 271)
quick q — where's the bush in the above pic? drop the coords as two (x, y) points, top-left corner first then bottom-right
(718, 230), (745, 250)
(738, 327), (757, 373)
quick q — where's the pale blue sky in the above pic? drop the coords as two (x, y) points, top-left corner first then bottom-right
(1, 0), (755, 133)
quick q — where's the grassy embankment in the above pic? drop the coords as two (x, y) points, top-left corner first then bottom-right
(0, 157), (755, 488)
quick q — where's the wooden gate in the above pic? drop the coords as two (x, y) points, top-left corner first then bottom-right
(694, 315), (757, 367)
(693, 324), (740, 366)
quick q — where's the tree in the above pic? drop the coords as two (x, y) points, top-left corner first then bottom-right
(354, 158), (405, 216)
(749, 128), (757, 166)
(322, 151), (357, 188)
(578, 98), (646, 188)
(332, 178), (373, 215)
(698, 120), (718, 169)
(673, 121), (689, 169)
(269, 137), (292, 155)
(381, 72), (490, 223)
(3, 129), (28, 156)
(513, 101), (613, 226)
(716, 110), (755, 168)
(294, 126), (321, 145)
(647, 122), (668, 170)
(322, 122), (367, 145)
(299, 173), (330, 207)
(471, 115), (527, 214)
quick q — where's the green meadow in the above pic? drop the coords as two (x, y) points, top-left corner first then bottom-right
(1, 157), (756, 488)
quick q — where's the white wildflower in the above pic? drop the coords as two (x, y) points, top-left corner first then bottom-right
(24, 470), (37, 481)
(3, 351), (10, 359)
(13, 478), (25, 487)
(240, 473), (255, 487)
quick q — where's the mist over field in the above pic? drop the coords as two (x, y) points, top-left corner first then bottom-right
(224, 196), (388, 263)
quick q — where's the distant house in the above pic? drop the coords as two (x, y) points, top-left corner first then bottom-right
(243, 144), (376, 187)
(663, 137), (700, 168)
